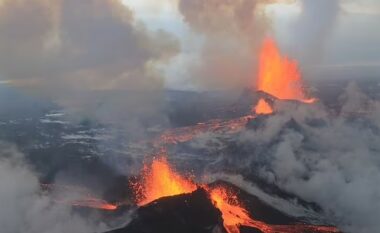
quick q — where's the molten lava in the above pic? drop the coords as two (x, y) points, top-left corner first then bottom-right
(70, 198), (118, 210)
(254, 99), (273, 114)
(257, 38), (315, 103)
(208, 185), (339, 233)
(41, 184), (118, 211)
(153, 116), (253, 147)
(208, 186), (263, 233)
(134, 155), (197, 206)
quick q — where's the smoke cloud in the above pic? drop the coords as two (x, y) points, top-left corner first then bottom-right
(231, 83), (380, 232)
(0, 142), (107, 233)
(176, 0), (341, 89)
(292, 0), (340, 65)
(177, 0), (272, 90)
(0, 0), (179, 131)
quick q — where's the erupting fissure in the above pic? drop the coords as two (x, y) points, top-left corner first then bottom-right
(256, 38), (315, 103)
(131, 155), (339, 233)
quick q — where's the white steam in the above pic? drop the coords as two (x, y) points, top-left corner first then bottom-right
(0, 142), (107, 233)
(238, 83), (380, 232)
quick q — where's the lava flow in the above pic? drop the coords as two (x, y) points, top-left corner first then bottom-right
(70, 198), (118, 210)
(208, 185), (339, 233)
(41, 183), (118, 211)
(257, 38), (315, 103)
(153, 115), (253, 147)
(208, 186), (264, 233)
(131, 156), (339, 233)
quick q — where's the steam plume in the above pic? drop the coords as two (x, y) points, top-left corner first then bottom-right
(293, 0), (340, 64)
(0, 142), (106, 233)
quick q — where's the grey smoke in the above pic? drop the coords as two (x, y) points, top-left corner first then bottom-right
(182, 82), (380, 232)
(292, 0), (340, 65)
(0, 142), (107, 233)
(177, 0), (270, 90)
(0, 0), (179, 131)
(235, 83), (380, 232)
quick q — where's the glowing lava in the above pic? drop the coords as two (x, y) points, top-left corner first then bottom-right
(257, 38), (315, 103)
(134, 155), (197, 206)
(41, 184), (118, 211)
(208, 185), (339, 233)
(70, 198), (118, 210)
(208, 186), (263, 233)
(153, 116), (253, 147)
(254, 98), (273, 114)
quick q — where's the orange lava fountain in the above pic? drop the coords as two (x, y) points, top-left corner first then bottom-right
(253, 99), (273, 114)
(134, 155), (197, 206)
(257, 38), (315, 103)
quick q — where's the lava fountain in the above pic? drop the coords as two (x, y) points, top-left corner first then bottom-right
(256, 38), (315, 103)
(133, 154), (197, 206)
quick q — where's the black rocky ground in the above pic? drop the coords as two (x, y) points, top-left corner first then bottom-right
(0, 86), (354, 233)
(106, 188), (226, 233)
(104, 182), (340, 233)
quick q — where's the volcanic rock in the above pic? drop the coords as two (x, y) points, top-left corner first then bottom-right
(107, 188), (226, 233)
(208, 180), (298, 225)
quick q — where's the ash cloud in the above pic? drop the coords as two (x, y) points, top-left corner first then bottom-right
(0, 0), (179, 131)
(176, 0), (341, 90)
(177, 0), (272, 90)
(0, 142), (107, 233)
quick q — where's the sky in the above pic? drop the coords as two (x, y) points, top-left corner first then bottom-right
(123, 0), (380, 89)
(0, 0), (379, 90)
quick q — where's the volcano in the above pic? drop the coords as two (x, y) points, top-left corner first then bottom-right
(12, 37), (344, 233)
(105, 181), (340, 233)
(97, 152), (340, 233)
(106, 188), (225, 233)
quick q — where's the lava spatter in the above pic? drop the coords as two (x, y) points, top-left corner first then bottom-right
(132, 154), (197, 206)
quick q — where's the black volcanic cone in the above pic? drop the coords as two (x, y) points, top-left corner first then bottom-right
(107, 188), (226, 233)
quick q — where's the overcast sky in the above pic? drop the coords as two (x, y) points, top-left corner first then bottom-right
(0, 0), (379, 90)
